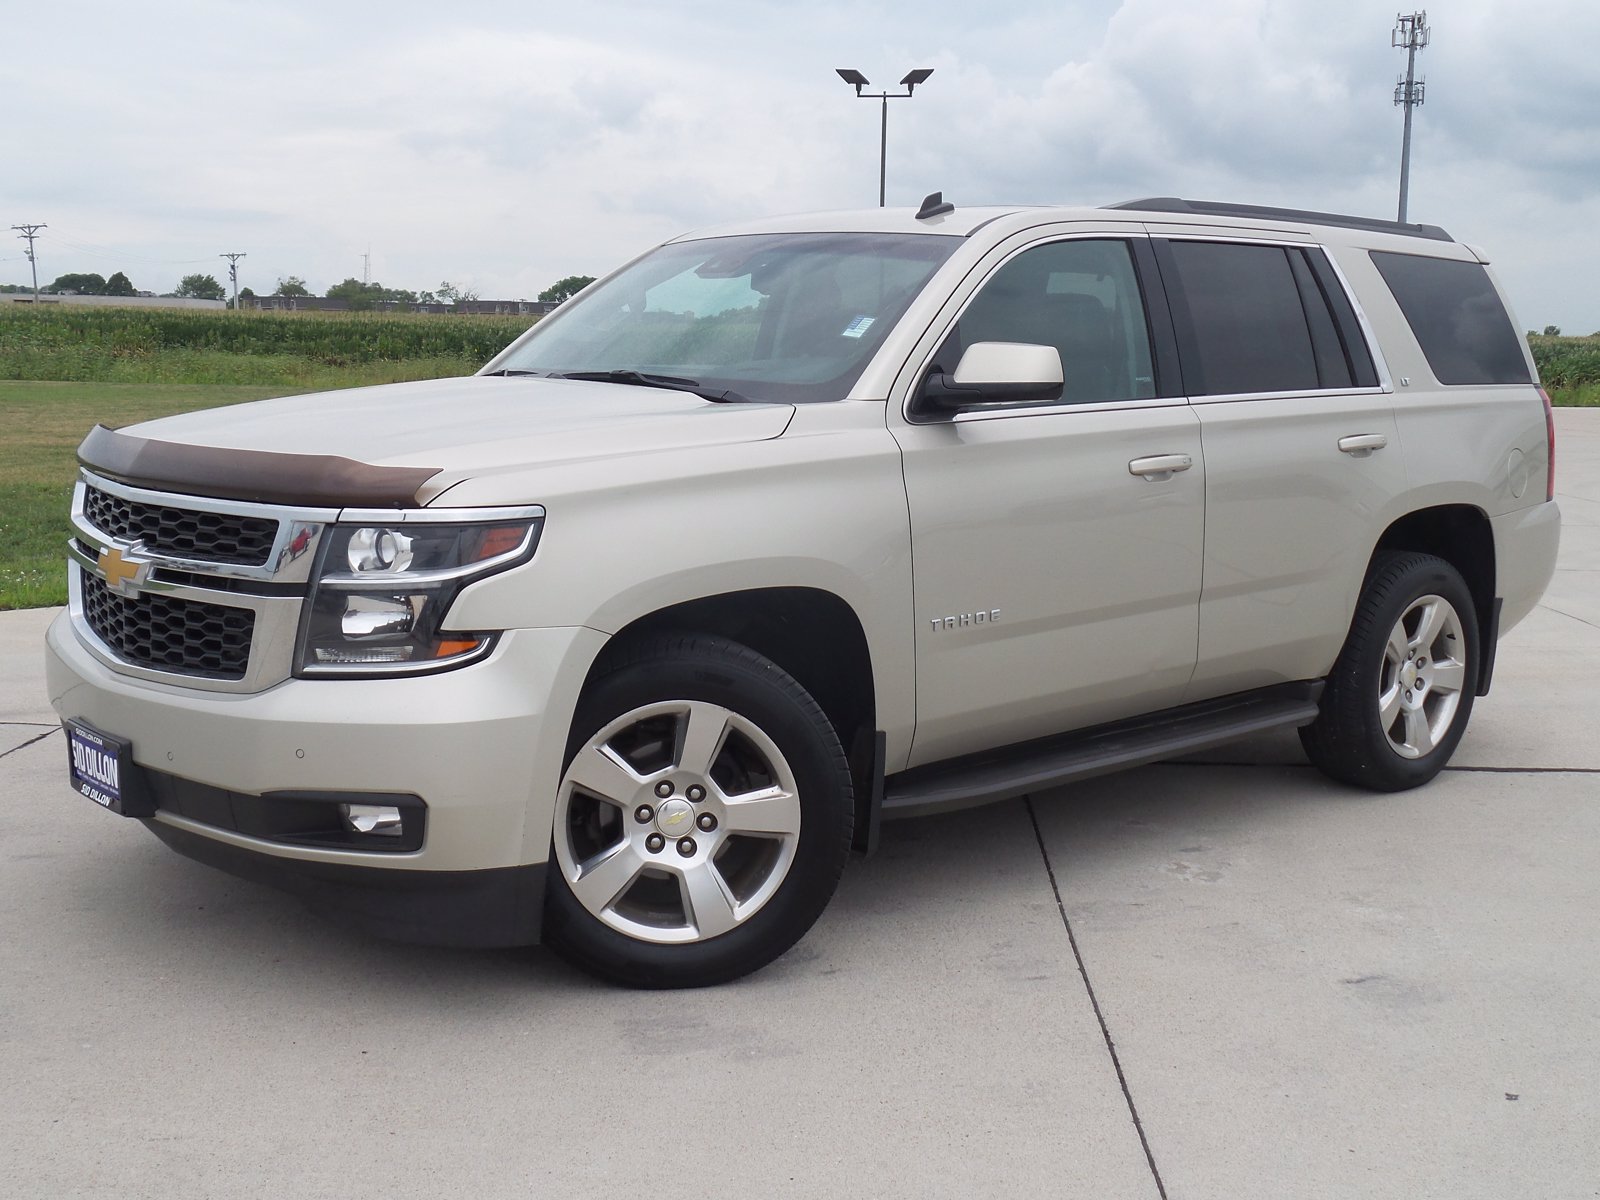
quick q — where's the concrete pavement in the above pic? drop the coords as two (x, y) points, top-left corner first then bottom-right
(2, 409), (1596, 1198)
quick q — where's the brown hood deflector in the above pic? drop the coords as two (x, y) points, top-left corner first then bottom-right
(78, 425), (442, 508)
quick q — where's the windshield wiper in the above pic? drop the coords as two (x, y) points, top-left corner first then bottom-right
(556, 370), (748, 404)
(480, 368), (545, 376)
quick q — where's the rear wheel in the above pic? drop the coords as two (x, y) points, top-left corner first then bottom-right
(544, 634), (853, 987)
(1301, 552), (1479, 791)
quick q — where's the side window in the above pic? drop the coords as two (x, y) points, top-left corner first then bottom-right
(1158, 240), (1379, 396)
(1159, 241), (1319, 395)
(934, 239), (1157, 405)
(1370, 251), (1532, 385)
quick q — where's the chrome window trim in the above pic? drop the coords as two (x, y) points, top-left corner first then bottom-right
(951, 394), (1191, 423)
(1187, 385), (1391, 406)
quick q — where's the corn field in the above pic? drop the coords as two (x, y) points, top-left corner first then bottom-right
(0, 305), (536, 382)
(2, 305), (1597, 400)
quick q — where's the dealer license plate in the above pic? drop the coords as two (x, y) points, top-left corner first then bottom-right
(66, 720), (137, 815)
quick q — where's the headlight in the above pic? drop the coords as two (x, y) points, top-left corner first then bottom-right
(296, 508), (543, 676)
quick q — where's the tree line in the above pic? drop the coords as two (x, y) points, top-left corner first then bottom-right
(2, 271), (597, 308)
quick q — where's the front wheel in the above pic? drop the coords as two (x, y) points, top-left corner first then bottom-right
(544, 634), (853, 988)
(1301, 552), (1480, 792)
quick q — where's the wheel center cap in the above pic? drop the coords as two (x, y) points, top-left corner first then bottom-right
(1401, 662), (1419, 688)
(656, 798), (695, 837)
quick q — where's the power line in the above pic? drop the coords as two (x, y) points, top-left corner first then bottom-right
(1393, 10), (1430, 223)
(10, 224), (46, 302)
(220, 252), (246, 309)
(40, 232), (217, 268)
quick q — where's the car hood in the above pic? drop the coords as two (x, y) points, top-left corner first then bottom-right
(94, 375), (795, 506)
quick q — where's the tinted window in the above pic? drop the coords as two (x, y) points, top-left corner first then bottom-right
(1161, 241), (1319, 395)
(935, 239), (1156, 405)
(1370, 251), (1531, 385)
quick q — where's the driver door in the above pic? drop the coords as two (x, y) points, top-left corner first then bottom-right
(890, 233), (1204, 766)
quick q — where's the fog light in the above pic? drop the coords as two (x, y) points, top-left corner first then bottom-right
(340, 803), (404, 836)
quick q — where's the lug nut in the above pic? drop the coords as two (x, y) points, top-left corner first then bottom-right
(686, 784), (706, 802)
(654, 781), (674, 799)
(697, 812), (717, 832)
(677, 837), (696, 857)
(635, 805), (654, 823)
(645, 833), (665, 853)
(1405, 690), (1414, 702)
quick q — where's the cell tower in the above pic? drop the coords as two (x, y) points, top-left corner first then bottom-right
(1393, 11), (1430, 224)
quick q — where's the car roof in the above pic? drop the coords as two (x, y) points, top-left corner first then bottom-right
(669, 198), (1458, 250)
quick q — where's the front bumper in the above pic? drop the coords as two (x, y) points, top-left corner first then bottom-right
(46, 614), (606, 946)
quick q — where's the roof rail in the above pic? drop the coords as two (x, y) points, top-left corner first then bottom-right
(1104, 197), (1453, 243)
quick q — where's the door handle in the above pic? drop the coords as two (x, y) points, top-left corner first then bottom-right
(1338, 433), (1388, 456)
(1128, 454), (1194, 481)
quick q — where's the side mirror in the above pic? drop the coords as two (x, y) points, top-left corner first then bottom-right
(919, 342), (1064, 413)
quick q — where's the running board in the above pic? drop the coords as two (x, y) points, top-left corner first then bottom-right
(881, 681), (1324, 820)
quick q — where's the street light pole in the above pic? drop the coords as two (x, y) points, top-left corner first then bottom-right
(836, 68), (933, 208)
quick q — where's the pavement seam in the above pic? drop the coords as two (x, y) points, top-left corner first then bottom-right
(1163, 760), (1600, 774)
(1025, 794), (1169, 1200)
(1536, 601), (1600, 632)
(0, 727), (59, 760)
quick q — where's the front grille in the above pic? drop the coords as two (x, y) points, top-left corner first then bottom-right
(81, 572), (255, 679)
(84, 485), (278, 566)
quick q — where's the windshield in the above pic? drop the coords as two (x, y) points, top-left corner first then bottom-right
(490, 232), (959, 403)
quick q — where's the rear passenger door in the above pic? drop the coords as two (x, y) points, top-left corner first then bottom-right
(1150, 234), (1405, 699)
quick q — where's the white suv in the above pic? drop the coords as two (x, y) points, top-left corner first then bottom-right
(46, 195), (1561, 987)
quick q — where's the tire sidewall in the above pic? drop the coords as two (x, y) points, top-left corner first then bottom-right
(544, 638), (852, 987)
(1348, 556), (1480, 789)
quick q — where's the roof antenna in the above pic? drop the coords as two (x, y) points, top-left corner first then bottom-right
(916, 191), (955, 220)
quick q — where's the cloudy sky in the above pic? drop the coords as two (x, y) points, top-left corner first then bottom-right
(4, 0), (1597, 330)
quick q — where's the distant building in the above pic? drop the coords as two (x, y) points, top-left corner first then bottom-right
(248, 296), (558, 316)
(3, 293), (226, 311)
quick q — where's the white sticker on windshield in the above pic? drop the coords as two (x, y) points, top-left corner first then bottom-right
(841, 315), (876, 339)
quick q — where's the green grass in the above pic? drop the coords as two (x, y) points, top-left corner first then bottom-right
(0, 382), (316, 609)
(0, 306), (522, 608)
(1548, 383), (1600, 407)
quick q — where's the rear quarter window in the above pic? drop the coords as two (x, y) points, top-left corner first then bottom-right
(1369, 251), (1531, 385)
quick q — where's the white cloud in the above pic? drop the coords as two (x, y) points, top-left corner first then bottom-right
(3, 0), (1596, 328)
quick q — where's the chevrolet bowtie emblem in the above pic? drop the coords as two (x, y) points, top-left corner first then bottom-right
(97, 545), (149, 593)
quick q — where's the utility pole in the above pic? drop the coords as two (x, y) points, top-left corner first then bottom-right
(11, 224), (46, 302)
(1393, 11), (1430, 224)
(361, 249), (370, 286)
(220, 252), (246, 309)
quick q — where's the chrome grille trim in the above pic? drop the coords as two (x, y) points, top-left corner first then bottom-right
(82, 485), (279, 566)
(68, 472), (337, 693)
(74, 472), (337, 585)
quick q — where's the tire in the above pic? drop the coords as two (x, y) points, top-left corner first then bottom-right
(1300, 551), (1480, 792)
(543, 634), (853, 988)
